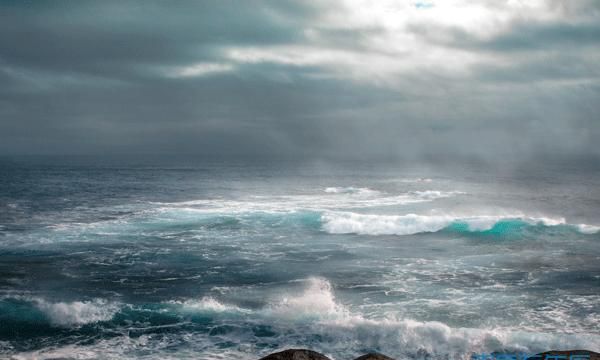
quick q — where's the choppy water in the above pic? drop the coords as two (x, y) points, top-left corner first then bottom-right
(1, 157), (599, 359)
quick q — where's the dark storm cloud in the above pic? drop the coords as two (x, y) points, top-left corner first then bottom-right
(0, 1), (308, 79)
(0, 0), (599, 164)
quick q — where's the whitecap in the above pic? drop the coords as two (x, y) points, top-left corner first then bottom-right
(32, 298), (120, 327)
(322, 212), (455, 236)
(168, 296), (250, 314)
(265, 277), (353, 321)
(320, 211), (591, 236)
(576, 224), (600, 234)
(150, 189), (462, 214)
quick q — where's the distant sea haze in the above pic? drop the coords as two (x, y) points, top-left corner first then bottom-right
(1, 157), (599, 359)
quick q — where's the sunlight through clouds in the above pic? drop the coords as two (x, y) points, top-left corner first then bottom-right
(168, 62), (235, 78)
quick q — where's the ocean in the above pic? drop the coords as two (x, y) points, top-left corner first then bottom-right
(0, 156), (599, 359)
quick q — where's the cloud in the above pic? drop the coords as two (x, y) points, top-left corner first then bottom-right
(0, 0), (599, 164)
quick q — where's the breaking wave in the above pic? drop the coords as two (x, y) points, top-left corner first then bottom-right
(173, 278), (600, 357)
(33, 298), (120, 327)
(0, 296), (121, 327)
(168, 296), (250, 314)
(321, 212), (600, 236)
(265, 277), (351, 321)
(2, 278), (600, 359)
(150, 188), (461, 213)
(43, 207), (599, 243)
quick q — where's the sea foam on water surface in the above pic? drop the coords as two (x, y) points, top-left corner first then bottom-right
(0, 296), (122, 327)
(320, 211), (599, 236)
(6, 278), (599, 360)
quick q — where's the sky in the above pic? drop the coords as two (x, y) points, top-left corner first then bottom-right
(1, 0), (599, 164)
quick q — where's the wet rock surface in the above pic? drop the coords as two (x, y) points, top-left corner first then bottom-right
(259, 349), (600, 360)
(258, 349), (332, 360)
(258, 349), (397, 360)
(533, 350), (600, 360)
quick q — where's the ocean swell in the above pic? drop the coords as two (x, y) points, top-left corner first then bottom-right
(0, 296), (121, 328)
(321, 212), (600, 236)
(2, 278), (600, 359)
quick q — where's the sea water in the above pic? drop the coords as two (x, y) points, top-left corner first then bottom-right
(0, 156), (599, 359)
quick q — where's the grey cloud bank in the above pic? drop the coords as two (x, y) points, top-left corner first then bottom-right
(1, 0), (599, 164)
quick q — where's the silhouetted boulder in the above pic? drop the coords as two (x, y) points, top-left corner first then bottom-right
(533, 350), (600, 360)
(259, 349), (331, 360)
(259, 348), (600, 360)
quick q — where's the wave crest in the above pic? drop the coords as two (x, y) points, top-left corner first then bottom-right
(321, 212), (598, 236)
(266, 277), (352, 321)
(3, 281), (600, 359)
(31, 298), (120, 327)
(168, 296), (249, 314)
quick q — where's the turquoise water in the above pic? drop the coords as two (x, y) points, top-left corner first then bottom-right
(1, 157), (599, 359)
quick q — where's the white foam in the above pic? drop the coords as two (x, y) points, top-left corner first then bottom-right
(576, 223), (600, 234)
(257, 278), (599, 356)
(152, 189), (461, 214)
(322, 212), (452, 235)
(6, 282), (600, 359)
(169, 296), (249, 314)
(261, 278), (600, 356)
(411, 190), (463, 199)
(324, 187), (380, 196)
(321, 211), (575, 236)
(7, 336), (142, 360)
(266, 277), (352, 321)
(33, 298), (120, 326)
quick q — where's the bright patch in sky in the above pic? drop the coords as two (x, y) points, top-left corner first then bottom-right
(169, 63), (234, 78)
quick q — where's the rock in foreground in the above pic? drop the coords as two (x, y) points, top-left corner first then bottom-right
(259, 349), (600, 360)
(259, 349), (332, 360)
(533, 350), (600, 360)
(259, 349), (395, 360)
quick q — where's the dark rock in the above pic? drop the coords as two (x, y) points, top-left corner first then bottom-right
(533, 350), (600, 360)
(354, 353), (396, 360)
(261, 349), (600, 360)
(259, 349), (331, 360)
